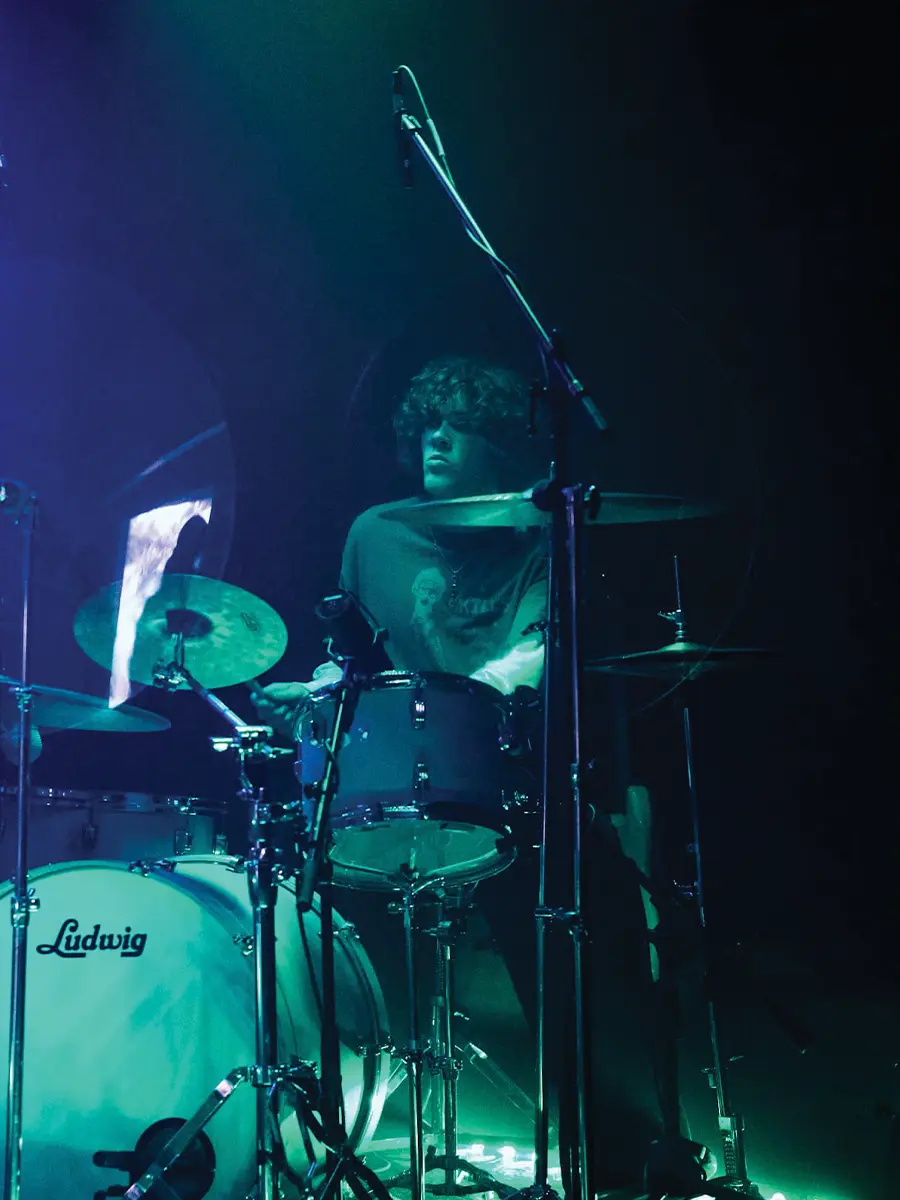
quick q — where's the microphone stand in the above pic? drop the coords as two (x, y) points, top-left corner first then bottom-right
(294, 659), (392, 1200)
(397, 98), (608, 1200)
(3, 488), (37, 1200)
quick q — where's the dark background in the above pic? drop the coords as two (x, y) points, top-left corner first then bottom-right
(1, 1), (898, 1197)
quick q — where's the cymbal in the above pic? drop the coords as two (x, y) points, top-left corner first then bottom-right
(73, 574), (288, 690)
(380, 490), (721, 530)
(0, 677), (170, 733)
(586, 639), (773, 680)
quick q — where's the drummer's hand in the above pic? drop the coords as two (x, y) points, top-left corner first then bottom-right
(249, 681), (312, 737)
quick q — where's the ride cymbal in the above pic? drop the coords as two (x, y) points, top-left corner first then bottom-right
(73, 574), (288, 690)
(379, 490), (721, 530)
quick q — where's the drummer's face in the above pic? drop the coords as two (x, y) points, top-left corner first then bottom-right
(421, 420), (500, 499)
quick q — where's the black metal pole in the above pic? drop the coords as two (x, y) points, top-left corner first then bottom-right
(403, 891), (426, 1200)
(438, 921), (459, 1191)
(316, 855), (345, 1185)
(681, 698), (751, 1189)
(247, 781), (279, 1200)
(4, 493), (37, 1200)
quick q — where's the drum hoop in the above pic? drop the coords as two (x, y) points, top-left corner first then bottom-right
(332, 800), (513, 836)
(353, 670), (504, 702)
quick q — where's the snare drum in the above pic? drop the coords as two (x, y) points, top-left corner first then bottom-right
(296, 671), (518, 890)
(0, 855), (389, 1197)
(0, 786), (225, 879)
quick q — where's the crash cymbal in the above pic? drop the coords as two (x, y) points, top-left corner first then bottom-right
(379, 490), (721, 530)
(73, 575), (288, 690)
(0, 677), (170, 733)
(586, 639), (773, 680)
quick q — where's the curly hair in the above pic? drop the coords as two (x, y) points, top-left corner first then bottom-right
(393, 356), (538, 480)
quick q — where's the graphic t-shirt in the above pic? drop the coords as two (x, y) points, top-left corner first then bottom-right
(339, 499), (548, 677)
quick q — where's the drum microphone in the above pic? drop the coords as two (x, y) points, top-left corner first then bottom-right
(392, 69), (413, 188)
(315, 590), (392, 674)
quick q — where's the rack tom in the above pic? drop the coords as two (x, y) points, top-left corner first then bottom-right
(296, 671), (519, 891)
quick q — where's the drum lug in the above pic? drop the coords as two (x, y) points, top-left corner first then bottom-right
(233, 934), (254, 957)
(413, 761), (430, 795)
(173, 828), (193, 856)
(81, 821), (98, 853)
(502, 789), (538, 815)
(227, 856), (248, 874)
(334, 924), (360, 942)
(213, 833), (229, 855)
(10, 890), (39, 926)
(359, 1038), (392, 1056)
(127, 858), (176, 876)
(410, 690), (427, 729)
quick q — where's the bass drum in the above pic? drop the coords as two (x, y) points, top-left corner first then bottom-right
(0, 856), (390, 1198)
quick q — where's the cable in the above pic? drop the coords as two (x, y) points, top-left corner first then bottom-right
(394, 64), (454, 186)
(394, 65), (522, 281)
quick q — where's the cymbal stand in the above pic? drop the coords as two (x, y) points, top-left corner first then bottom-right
(661, 557), (759, 1197)
(116, 658), (307, 1200)
(2, 485), (37, 1200)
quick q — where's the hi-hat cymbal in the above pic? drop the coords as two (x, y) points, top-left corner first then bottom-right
(587, 639), (773, 680)
(74, 574), (288, 690)
(0, 677), (170, 733)
(379, 491), (721, 530)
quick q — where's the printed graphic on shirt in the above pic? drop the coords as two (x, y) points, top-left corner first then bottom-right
(410, 567), (449, 670)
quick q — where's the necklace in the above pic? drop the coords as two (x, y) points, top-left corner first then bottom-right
(428, 528), (466, 609)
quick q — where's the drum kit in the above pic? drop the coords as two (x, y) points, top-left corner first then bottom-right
(0, 472), (771, 1200)
(0, 65), (772, 1200)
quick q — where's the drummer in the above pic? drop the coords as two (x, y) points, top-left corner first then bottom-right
(251, 355), (548, 729)
(251, 355), (685, 1194)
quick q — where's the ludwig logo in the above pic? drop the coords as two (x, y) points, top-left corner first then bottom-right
(36, 919), (147, 959)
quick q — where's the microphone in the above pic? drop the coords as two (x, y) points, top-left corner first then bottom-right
(392, 70), (413, 188)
